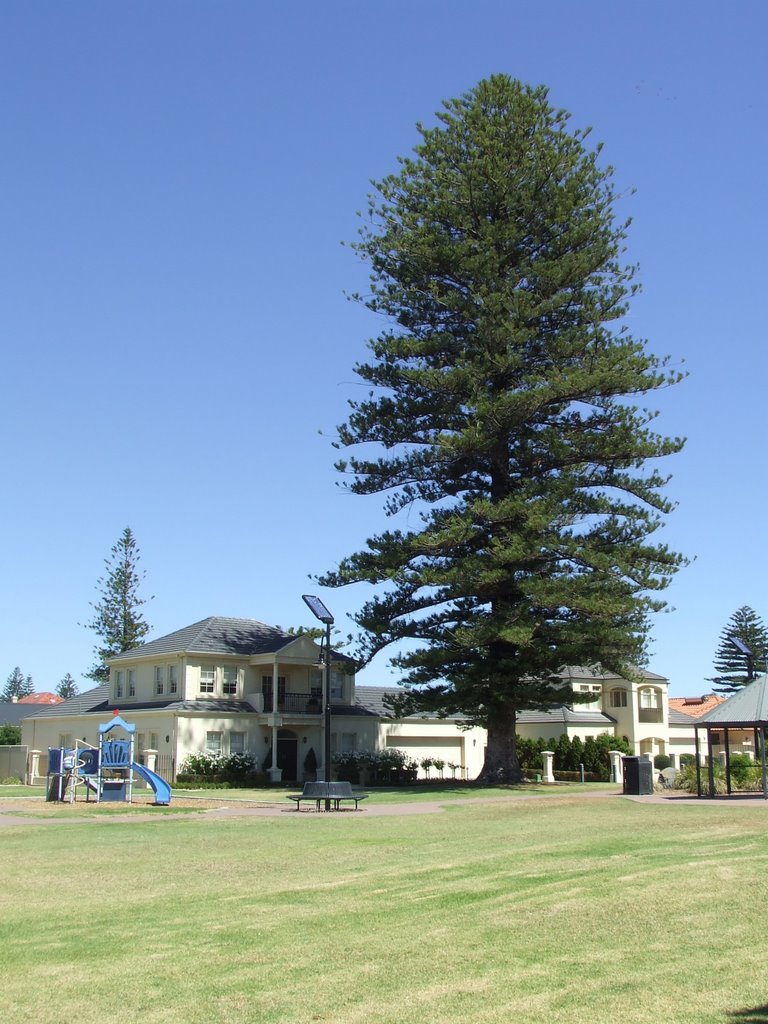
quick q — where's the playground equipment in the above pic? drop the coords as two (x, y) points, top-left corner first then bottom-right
(47, 714), (172, 805)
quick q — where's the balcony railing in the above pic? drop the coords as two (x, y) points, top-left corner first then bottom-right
(261, 689), (323, 715)
(638, 708), (663, 724)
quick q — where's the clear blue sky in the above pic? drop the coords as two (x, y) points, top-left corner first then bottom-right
(1, 1), (765, 697)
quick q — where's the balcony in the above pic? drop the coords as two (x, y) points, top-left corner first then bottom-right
(261, 688), (322, 715)
(638, 707), (663, 724)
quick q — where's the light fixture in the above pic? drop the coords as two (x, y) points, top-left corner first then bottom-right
(302, 594), (334, 809)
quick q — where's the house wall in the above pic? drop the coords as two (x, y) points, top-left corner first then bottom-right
(377, 718), (486, 778)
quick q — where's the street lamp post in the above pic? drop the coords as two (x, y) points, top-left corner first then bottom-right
(302, 595), (334, 811)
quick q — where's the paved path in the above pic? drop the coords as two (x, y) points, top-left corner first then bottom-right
(2, 788), (767, 828)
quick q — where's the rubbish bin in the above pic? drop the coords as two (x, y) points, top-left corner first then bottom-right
(622, 756), (654, 796)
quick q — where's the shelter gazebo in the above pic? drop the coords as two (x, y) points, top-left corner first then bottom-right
(695, 675), (768, 798)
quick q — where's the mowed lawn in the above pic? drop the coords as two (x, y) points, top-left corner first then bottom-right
(2, 794), (768, 1024)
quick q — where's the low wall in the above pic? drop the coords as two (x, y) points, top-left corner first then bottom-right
(0, 744), (28, 782)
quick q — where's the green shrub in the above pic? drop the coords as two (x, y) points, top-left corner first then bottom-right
(674, 761), (727, 795)
(0, 724), (21, 745)
(516, 736), (546, 770)
(180, 751), (257, 783)
(654, 754), (672, 770)
(728, 754), (753, 786)
(180, 751), (222, 777)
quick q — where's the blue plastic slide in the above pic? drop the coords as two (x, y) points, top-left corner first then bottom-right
(131, 762), (172, 804)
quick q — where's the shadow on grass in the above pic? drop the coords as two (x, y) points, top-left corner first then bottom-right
(728, 1005), (768, 1022)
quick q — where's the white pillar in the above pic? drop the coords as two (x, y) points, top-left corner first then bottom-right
(609, 750), (623, 784)
(144, 749), (158, 773)
(28, 749), (41, 785)
(542, 750), (555, 784)
(268, 657), (282, 782)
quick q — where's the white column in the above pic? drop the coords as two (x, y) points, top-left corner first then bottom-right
(609, 750), (623, 784)
(28, 749), (41, 785)
(541, 750), (555, 784)
(144, 749), (158, 773)
(268, 656), (282, 782)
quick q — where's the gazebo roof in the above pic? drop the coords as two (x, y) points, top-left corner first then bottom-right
(697, 674), (768, 728)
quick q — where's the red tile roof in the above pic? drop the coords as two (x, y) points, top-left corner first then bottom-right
(669, 694), (726, 719)
(18, 692), (62, 704)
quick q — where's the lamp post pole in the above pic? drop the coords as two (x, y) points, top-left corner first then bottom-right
(324, 617), (332, 807)
(302, 595), (335, 811)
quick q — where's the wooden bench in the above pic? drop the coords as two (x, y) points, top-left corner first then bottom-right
(287, 781), (369, 811)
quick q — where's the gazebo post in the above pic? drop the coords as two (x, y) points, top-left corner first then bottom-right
(695, 726), (702, 798)
(724, 728), (732, 795)
(707, 727), (716, 798)
(761, 726), (768, 800)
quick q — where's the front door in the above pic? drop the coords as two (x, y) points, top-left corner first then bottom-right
(276, 729), (298, 781)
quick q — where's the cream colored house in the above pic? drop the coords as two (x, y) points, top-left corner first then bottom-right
(21, 616), (486, 783)
(515, 666), (682, 762)
(22, 616), (700, 781)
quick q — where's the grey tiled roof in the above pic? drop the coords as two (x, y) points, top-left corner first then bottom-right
(23, 686), (111, 718)
(355, 687), (616, 727)
(558, 665), (668, 683)
(354, 686), (468, 721)
(517, 707), (616, 727)
(0, 702), (64, 726)
(668, 709), (698, 727)
(107, 617), (356, 666)
(109, 617), (298, 662)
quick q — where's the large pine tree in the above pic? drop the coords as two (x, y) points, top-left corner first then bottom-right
(711, 606), (768, 693)
(83, 527), (152, 682)
(320, 76), (686, 781)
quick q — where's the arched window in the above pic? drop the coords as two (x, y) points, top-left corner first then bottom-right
(640, 688), (660, 710)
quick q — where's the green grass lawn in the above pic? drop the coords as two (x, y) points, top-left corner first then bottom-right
(2, 793), (768, 1023)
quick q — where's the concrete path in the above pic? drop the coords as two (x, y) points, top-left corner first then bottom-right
(2, 788), (767, 828)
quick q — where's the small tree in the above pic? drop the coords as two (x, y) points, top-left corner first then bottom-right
(711, 606), (768, 693)
(0, 724), (21, 744)
(56, 673), (78, 700)
(2, 667), (33, 701)
(83, 527), (152, 682)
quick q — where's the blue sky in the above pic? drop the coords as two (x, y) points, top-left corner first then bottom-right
(1, 1), (765, 697)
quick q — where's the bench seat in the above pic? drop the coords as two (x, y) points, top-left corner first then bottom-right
(287, 781), (369, 811)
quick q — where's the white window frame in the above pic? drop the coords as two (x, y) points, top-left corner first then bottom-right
(168, 665), (178, 694)
(331, 670), (345, 700)
(128, 670), (136, 698)
(610, 689), (627, 708)
(206, 731), (222, 753)
(640, 688), (659, 710)
(154, 666), (164, 695)
(222, 666), (239, 696)
(115, 671), (123, 700)
(230, 731), (246, 754)
(200, 668), (216, 694)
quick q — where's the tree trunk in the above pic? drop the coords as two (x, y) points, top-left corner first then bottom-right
(478, 704), (521, 783)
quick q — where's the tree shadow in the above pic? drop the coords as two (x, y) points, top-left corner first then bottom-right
(727, 1006), (768, 1022)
